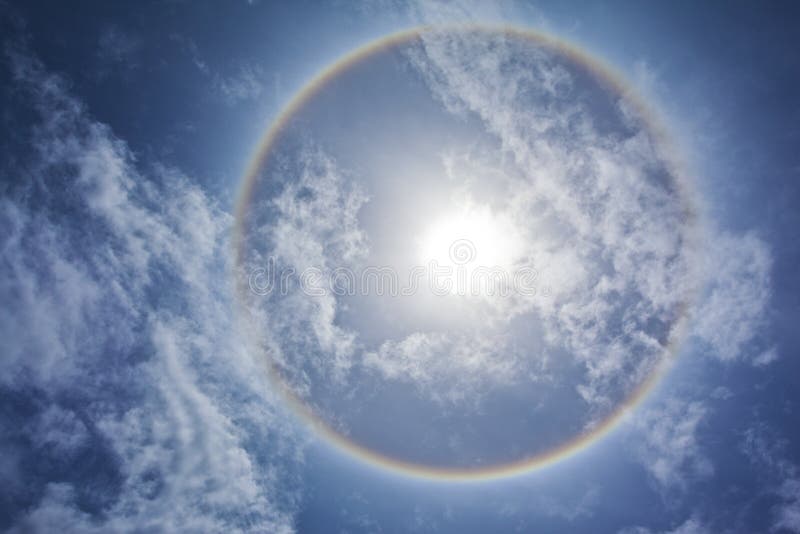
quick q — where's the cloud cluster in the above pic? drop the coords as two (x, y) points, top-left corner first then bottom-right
(214, 62), (268, 105)
(692, 230), (773, 363)
(243, 146), (369, 389)
(363, 331), (521, 405)
(0, 48), (300, 531)
(631, 399), (713, 493)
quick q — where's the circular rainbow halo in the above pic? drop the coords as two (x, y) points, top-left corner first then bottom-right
(234, 25), (697, 482)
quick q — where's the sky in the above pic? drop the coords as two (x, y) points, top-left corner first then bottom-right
(0, 1), (799, 533)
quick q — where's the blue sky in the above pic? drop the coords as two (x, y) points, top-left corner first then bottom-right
(1, 1), (799, 533)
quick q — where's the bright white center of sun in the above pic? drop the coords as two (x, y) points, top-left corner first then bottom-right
(417, 203), (523, 296)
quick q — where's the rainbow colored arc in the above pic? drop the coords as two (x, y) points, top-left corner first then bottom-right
(233, 24), (699, 483)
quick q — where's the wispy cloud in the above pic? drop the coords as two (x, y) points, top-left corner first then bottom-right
(741, 424), (800, 533)
(243, 145), (369, 389)
(214, 62), (267, 105)
(691, 230), (773, 363)
(620, 517), (711, 534)
(630, 399), (714, 494)
(364, 331), (522, 405)
(0, 47), (301, 531)
(171, 34), (269, 106)
(96, 25), (142, 71)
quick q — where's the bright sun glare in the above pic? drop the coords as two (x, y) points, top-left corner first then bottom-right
(418, 204), (523, 295)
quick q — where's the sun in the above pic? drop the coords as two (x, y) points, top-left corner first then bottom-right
(417, 203), (523, 295)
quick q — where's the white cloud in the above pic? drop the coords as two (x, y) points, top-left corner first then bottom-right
(171, 34), (268, 105)
(363, 331), (521, 405)
(0, 48), (301, 531)
(245, 145), (369, 387)
(214, 62), (266, 105)
(9, 484), (102, 534)
(407, 0), (545, 29)
(776, 478), (800, 533)
(753, 347), (779, 366)
(620, 517), (711, 534)
(97, 26), (141, 68)
(709, 386), (733, 400)
(29, 405), (89, 457)
(534, 486), (600, 522)
(741, 425), (800, 533)
(631, 399), (713, 493)
(610, 20), (774, 368)
(691, 231), (772, 363)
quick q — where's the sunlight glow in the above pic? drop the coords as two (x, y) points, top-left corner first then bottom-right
(417, 203), (523, 295)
